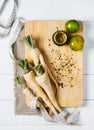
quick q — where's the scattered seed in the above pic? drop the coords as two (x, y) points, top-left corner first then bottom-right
(48, 39), (51, 41)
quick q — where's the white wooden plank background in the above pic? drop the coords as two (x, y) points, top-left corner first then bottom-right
(0, 0), (94, 130)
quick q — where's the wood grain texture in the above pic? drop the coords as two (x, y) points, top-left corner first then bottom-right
(25, 20), (83, 107)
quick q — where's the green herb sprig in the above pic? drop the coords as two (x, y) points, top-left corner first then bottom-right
(33, 64), (44, 76)
(17, 59), (32, 73)
(23, 35), (35, 49)
(14, 75), (25, 89)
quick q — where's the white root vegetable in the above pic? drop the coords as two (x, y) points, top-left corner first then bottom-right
(24, 71), (58, 115)
(23, 35), (41, 66)
(14, 75), (51, 118)
(23, 35), (60, 112)
(39, 54), (58, 89)
(30, 48), (41, 66)
(23, 35), (58, 88)
(35, 72), (62, 112)
(23, 87), (34, 99)
(23, 87), (51, 119)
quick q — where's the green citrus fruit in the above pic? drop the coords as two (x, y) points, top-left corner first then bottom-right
(65, 20), (80, 33)
(69, 35), (84, 51)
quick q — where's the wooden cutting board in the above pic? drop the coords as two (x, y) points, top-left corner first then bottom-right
(25, 20), (83, 107)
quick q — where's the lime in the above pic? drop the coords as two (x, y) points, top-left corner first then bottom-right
(69, 35), (84, 51)
(65, 20), (80, 33)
